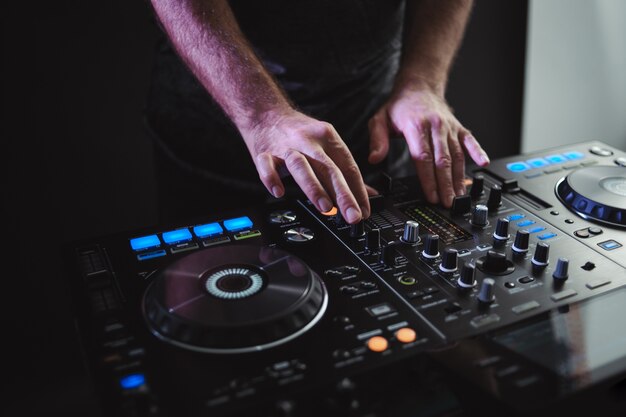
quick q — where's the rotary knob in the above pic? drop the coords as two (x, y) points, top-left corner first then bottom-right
(512, 230), (530, 254)
(487, 185), (502, 211)
(451, 195), (472, 216)
(532, 242), (550, 267)
(457, 262), (477, 288)
(477, 278), (496, 304)
(439, 248), (458, 273)
(471, 204), (489, 227)
(422, 234), (440, 259)
(552, 258), (570, 280)
(477, 250), (515, 275)
(365, 229), (381, 252)
(493, 218), (510, 242)
(349, 221), (365, 238)
(470, 175), (485, 200)
(381, 242), (398, 267)
(400, 221), (420, 245)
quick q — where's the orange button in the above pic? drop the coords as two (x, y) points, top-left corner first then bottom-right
(396, 328), (417, 344)
(322, 206), (338, 216)
(367, 336), (389, 352)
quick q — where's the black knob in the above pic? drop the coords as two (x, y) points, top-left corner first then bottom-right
(553, 258), (569, 280)
(451, 195), (472, 216)
(471, 204), (489, 227)
(422, 234), (440, 259)
(335, 212), (346, 227)
(477, 278), (496, 303)
(512, 230), (530, 253)
(493, 218), (510, 241)
(400, 221), (420, 245)
(532, 242), (550, 267)
(480, 250), (509, 274)
(470, 175), (484, 200)
(349, 221), (365, 238)
(381, 242), (398, 267)
(365, 229), (381, 252)
(487, 185), (502, 211)
(458, 262), (477, 288)
(440, 248), (458, 273)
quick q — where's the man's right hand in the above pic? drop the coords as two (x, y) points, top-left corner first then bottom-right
(241, 110), (370, 224)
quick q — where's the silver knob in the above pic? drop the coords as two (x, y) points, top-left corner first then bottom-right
(471, 204), (489, 227)
(478, 278), (496, 303)
(400, 221), (420, 245)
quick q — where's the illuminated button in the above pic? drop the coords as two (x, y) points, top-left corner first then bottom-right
(223, 216), (253, 232)
(506, 162), (531, 172)
(193, 223), (223, 238)
(508, 214), (525, 221)
(366, 336), (389, 352)
(396, 328), (417, 344)
(322, 206), (338, 216)
(563, 151), (585, 160)
(130, 235), (160, 251)
(162, 228), (192, 244)
(598, 240), (622, 251)
(545, 154), (567, 164)
(516, 220), (535, 227)
(120, 373), (145, 390)
(528, 226), (546, 234)
(538, 232), (557, 240)
(526, 158), (550, 168)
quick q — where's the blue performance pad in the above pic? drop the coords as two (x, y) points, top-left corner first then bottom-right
(563, 151), (585, 160)
(517, 220), (536, 227)
(120, 374), (145, 390)
(538, 232), (557, 240)
(130, 235), (160, 251)
(193, 222), (223, 238)
(545, 154), (567, 164)
(162, 228), (192, 244)
(224, 216), (253, 232)
(528, 226), (546, 234)
(506, 162), (531, 172)
(508, 214), (525, 221)
(526, 158), (550, 168)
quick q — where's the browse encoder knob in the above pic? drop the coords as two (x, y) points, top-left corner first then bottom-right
(458, 262), (477, 288)
(553, 258), (570, 280)
(471, 204), (489, 227)
(439, 248), (458, 273)
(470, 175), (484, 199)
(477, 278), (496, 304)
(349, 221), (365, 238)
(493, 218), (510, 242)
(365, 229), (381, 252)
(487, 185), (502, 211)
(400, 221), (420, 245)
(512, 230), (530, 254)
(422, 234), (440, 259)
(532, 242), (550, 267)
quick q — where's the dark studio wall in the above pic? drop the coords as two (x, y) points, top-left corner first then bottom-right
(2, 1), (526, 415)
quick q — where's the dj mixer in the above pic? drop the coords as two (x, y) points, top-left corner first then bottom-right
(66, 141), (626, 416)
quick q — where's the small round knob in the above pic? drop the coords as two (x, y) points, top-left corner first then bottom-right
(335, 213), (346, 227)
(532, 242), (550, 267)
(422, 234), (440, 259)
(471, 204), (489, 227)
(349, 221), (365, 238)
(493, 218), (510, 241)
(458, 262), (477, 288)
(440, 248), (458, 273)
(470, 175), (485, 199)
(365, 229), (381, 252)
(552, 258), (569, 280)
(477, 278), (496, 303)
(400, 221), (420, 245)
(487, 185), (502, 211)
(381, 243), (398, 267)
(512, 230), (530, 253)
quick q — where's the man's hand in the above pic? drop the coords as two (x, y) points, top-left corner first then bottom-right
(368, 86), (489, 208)
(243, 110), (370, 224)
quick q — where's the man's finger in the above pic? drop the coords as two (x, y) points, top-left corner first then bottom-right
(368, 113), (390, 164)
(255, 152), (285, 198)
(449, 134), (467, 196)
(461, 131), (489, 166)
(430, 119), (455, 208)
(284, 150), (335, 213)
(403, 122), (438, 204)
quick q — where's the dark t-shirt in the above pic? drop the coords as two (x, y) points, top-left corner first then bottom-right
(146, 0), (409, 193)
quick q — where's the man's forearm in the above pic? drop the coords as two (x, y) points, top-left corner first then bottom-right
(396, 0), (473, 95)
(149, 0), (292, 134)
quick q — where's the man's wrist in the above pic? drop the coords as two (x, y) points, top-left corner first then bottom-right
(392, 71), (446, 97)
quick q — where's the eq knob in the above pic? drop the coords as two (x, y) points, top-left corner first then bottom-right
(381, 242), (398, 267)
(422, 234), (440, 259)
(532, 242), (550, 267)
(349, 221), (365, 238)
(471, 204), (489, 227)
(478, 250), (512, 275)
(552, 258), (570, 280)
(439, 248), (458, 273)
(512, 230), (530, 254)
(457, 262), (477, 288)
(400, 221), (420, 245)
(487, 185), (502, 211)
(493, 218), (510, 242)
(470, 175), (485, 200)
(477, 278), (496, 304)
(365, 229), (381, 252)
(451, 195), (472, 216)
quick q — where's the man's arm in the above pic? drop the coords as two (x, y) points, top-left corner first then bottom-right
(149, 0), (370, 223)
(369, 0), (489, 208)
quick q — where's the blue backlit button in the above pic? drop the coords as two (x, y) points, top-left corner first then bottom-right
(563, 151), (585, 160)
(130, 235), (160, 251)
(506, 162), (531, 172)
(120, 373), (145, 390)
(224, 216), (253, 232)
(162, 228), (192, 244)
(538, 232), (557, 240)
(545, 154), (567, 164)
(508, 214), (525, 221)
(516, 220), (535, 227)
(193, 222), (223, 238)
(598, 240), (622, 251)
(528, 226), (546, 234)
(526, 158), (550, 168)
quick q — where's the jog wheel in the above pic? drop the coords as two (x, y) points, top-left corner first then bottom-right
(143, 245), (327, 353)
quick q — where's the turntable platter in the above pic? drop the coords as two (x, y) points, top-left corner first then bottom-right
(143, 245), (327, 353)
(556, 166), (626, 228)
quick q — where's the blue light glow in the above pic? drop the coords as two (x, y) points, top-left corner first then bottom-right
(130, 235), (160, 251)
(162, 228), (192, 244)
(545, 154), (567, 164)
(517, 220), (536, 227)
(526, 158), (550, 168)
(223, 216), (253, 232)
(508, 214), (525, 221)
(506, 162), (531, 172)
(563, 151), (585, 160)
(193, 223), (223, 238)
(528, 226), (546, 233)
(120, 374), (145, 390)
(538, 232), (557, 240)
(137, 249), (167, 261)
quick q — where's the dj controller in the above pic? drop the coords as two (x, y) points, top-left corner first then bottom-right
(66, 141), (626, 416)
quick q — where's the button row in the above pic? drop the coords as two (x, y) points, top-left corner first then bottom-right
(506, 150), (585, 173)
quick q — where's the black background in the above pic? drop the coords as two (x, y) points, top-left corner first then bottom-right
(3, 1), (527, 415)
